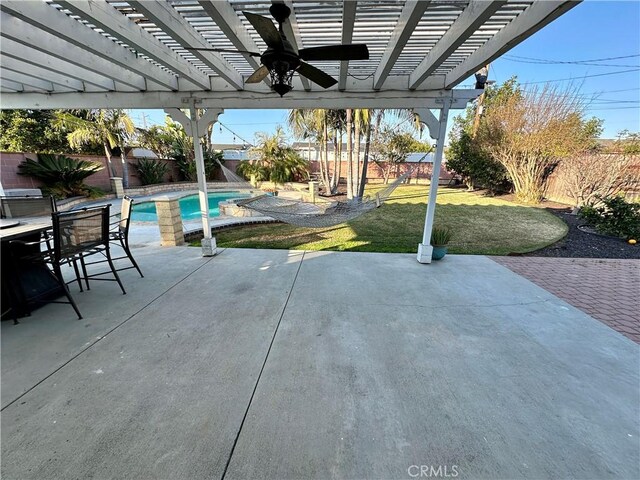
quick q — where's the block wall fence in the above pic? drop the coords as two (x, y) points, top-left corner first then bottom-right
(1, 152), (449, 193)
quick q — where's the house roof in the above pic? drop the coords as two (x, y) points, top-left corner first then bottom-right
(0, 1), (580, 110)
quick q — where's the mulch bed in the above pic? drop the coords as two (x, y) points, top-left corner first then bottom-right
(521, 208), (640, 259)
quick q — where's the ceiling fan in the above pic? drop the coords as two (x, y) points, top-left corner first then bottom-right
(184, 3), (369, 96)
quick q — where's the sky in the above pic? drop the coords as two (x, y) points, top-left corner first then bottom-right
(130, 0), (640, 146)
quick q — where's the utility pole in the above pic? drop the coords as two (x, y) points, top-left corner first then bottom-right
(471, 64), (490, 137)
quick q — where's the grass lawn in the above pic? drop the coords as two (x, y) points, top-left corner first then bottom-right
(212, 185), (568, 255)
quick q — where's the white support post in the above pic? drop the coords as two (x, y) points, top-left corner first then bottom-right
(417, 103), (450, 264)
(165, 103), (223, 257)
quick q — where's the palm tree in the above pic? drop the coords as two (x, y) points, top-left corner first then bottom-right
(352, 109), (371, 197)
(357, 108), (418, 197)
(288, 108), (332, 193)
(243, 126), (308, 185)
(54, 109), (135, 187)
(326, 109), (346, 194)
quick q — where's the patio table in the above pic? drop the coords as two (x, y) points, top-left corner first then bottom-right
(0, 221), (63, 321)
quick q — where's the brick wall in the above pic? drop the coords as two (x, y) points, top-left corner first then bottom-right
(0, 152), (183, 192)
(2, 153), (456, 193)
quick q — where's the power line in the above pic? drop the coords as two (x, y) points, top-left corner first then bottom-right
(517, 68), (640, 85)
(503, 53), (640, 64)
(584, 106), (640, 111)
(503, 58), (639, 68)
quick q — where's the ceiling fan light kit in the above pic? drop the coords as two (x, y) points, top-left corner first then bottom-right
(185, 3), (369, 97)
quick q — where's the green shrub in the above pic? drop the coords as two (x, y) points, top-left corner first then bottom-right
(579, 195), (640, 239)
(237, 151), (309, 185)
(133, 158), (169, 185)
(447, 131), (511, 194)
(237, 160), (268, 182)
(17, 153), (104, 199)
(431, 225), (453, 246)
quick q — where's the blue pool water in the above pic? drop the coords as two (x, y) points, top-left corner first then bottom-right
(131, 191), (250, 222)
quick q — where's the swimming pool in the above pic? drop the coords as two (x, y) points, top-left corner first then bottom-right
(131, 191), (251, 222)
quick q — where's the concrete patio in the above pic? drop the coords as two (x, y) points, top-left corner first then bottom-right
(2, 246), (638, 479)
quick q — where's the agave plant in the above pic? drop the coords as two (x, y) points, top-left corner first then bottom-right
(17, 153), (104, 199)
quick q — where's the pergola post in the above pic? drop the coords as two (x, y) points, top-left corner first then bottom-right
(415, 103), (450, 264)
(165, 103), (223, 257)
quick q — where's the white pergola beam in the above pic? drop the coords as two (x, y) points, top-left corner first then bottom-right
(282, 1), (311, 92)
(1, 38), (116, 91)
(197, 0), (264, 76)
(1, 56), (85, 91)
(0, 14), (146, 91)
(338, 1), (357, 91)
(0, 71), (57, 92)
(0, 79), (24, 92)
(373, 0), (431, 90)
(128, 0), (243, 90)
(0, 89), (481, 110)
(409, 0), (506, 90)
(422, 0), (581, 89)
(0, 1), (178, 91)
(57, 0), (212, 90)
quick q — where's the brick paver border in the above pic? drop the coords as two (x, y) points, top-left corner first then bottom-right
(491, 257), (640, 344)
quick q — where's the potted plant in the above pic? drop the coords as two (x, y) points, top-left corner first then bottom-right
(430, 225), (452, 260)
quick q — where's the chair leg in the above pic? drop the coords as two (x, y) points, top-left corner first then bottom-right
(79, 254), (90, 291)
(105, 249), (126, 295)
(53, 264), (82, 319)
(72, 259), (84, 292)
(121, 238), (143, 278)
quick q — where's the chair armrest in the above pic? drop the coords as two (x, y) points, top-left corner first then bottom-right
(9, 237), (51, 248)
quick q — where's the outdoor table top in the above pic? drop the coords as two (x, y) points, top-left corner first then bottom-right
(0, 222), (51, 241)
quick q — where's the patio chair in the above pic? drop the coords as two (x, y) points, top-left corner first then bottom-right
(0, 195), (56, 218)
(80, 196), (143, 278)
(10, 206), (126, 319)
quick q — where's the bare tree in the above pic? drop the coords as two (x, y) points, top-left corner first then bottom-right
(480, 84), (591, 204)
(558, 152), (635, 207)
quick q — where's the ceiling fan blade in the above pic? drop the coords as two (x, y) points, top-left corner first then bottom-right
(297, 61), (338, 89)
(246, 65), (270, 84)
(243, 11), (282, 49)
(298, 44), (369, 62)
(184, 47), (261, 57)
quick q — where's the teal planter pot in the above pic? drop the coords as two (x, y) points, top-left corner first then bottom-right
(432, 246), (447, 260)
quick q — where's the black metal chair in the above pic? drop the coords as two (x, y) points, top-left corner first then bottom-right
(80, 196), (143, 278)
(0, 195), (56, 218)
(10, 206), (126, 319)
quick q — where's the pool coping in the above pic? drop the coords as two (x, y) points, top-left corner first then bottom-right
(130, 189), (259, 224)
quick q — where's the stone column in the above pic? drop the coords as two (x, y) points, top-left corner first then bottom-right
(155, 196), (184, 246)
(110, 177), (124, 198)
(309, 181), (319, 204)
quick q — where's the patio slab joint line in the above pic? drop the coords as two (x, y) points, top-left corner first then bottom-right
(220, 250), (306, 480)
(0, 252), (220, 412)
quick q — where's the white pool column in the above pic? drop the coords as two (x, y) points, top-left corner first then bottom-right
(165, 104), (223, 257)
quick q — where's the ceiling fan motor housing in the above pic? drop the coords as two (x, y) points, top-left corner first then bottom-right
(261, 38), (300, 96)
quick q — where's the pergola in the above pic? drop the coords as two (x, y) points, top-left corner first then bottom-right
(0, 0), (579, 262)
